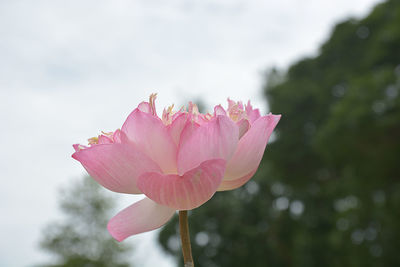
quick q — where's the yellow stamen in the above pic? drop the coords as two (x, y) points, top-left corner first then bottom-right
(101, 131), (113, 136)
(205, 113), (212, 120)
(189, 102), (199, 114)
(88, 136), (99, 145)
(149, 93), (157, 116)
(167, 104), (175, 114)
(162, 104), (177, 125)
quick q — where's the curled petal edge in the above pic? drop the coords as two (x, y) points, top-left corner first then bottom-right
(218, 170), (257, 191)
(107, 198), (176, 242)
(138, 159), (226, 210)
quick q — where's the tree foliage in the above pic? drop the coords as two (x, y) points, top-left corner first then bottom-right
(38, 177), (131, 267)
(158, 0), (400, 266)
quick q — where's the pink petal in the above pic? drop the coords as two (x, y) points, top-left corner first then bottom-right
(196, 114), (212, 125)
(108, 198), (176, 241)
(224, 114), (281, 181)
(227, 98), (236, 109)
(72, 143), (161, 194)
(73, 144), (80, 152)
(121, 109), (178, 174)
(137, 101), (151, 113)
(112, 129), (122, 143)
(245, 101), (261, 124)
(237, 118), (250, 139)
(167, 113), (188, 146)
(177, 119), (200, 150)
(214, 104), (227, 116)
(217, 170), (256, 191)
(177, 115), (238, 175)
(137, 159), (226, 210)
(73, 144), (87, 152)
(98, 135), (113, 144)
(172, 109), (185, 121)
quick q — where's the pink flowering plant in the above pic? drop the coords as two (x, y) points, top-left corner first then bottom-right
(72, 94), (280, 266)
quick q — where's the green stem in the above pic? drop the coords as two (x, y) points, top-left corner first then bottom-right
(179, 210), (194, 267)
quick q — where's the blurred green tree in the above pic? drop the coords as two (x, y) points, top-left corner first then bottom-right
(158, 0), (400, 266)
(38, 177), (131, 267)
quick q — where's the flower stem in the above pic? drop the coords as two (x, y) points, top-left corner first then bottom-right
(179, 210), (194, 267)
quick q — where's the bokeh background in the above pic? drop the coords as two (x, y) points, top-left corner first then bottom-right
(1, 0), (399, 266)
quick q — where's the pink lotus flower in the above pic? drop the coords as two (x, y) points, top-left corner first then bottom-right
(72, 94), (280, 241)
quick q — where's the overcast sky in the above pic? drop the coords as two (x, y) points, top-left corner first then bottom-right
(0, 0), (382, 266)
